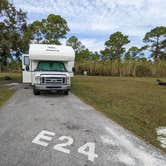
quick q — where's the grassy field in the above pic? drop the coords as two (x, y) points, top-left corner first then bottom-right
(72, 76), (166, 152)
(0, 73), (21, 107)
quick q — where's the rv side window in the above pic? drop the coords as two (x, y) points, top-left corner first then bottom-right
(24, 56), (30, 66)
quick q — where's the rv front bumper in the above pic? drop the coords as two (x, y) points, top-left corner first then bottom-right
(34, 84), (71, 91)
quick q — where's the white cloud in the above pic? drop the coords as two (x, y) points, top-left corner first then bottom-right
(12, 0), (166, 51)
(81, 38), (105, 52)
(102, 0), (145, 7)
(61, 38), (104, 52)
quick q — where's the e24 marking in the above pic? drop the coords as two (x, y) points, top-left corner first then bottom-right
(32, 130), (98, 162)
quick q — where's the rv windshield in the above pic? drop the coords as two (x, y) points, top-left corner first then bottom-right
(36, 61), (67, 72)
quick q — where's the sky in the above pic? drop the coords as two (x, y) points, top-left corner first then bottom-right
(12, 0), (166, 52)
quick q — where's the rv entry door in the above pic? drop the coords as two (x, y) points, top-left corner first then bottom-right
(22, 54), (31, 83)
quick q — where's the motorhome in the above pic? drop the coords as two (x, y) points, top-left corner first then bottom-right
(22, 44), (75, 95)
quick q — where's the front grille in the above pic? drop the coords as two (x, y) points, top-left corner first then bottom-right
(41, 77), (66, 84)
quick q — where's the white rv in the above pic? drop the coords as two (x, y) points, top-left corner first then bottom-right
(22, 44), (75, 95)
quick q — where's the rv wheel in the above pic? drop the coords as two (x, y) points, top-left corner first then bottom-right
(33, 88), (40, 95)
(64, 90), (69, 95)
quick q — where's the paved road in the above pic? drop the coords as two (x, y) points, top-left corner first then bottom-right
(0, 88), (166, 166)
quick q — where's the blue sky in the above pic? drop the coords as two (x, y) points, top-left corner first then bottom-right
(12, 0), (166, 52)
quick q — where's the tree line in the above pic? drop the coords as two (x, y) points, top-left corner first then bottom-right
(67, 28), (166, 62)
(0, 0), (166, 71)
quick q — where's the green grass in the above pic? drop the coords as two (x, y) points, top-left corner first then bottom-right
(72, 76), (166, 152)
(0, 73), (21, 107)
(0, 88), (14, 107)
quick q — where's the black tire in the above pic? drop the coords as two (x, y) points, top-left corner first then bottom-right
(33, 88), (40, 95)
(64, 90), (69, 95)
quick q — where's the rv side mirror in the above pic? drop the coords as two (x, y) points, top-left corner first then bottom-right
(24, 56), (30, 66)
(72, 67), (75, 72)
(26, 65), (30, 71)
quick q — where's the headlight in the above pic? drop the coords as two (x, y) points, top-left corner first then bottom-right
(35, 76), (41, 84)
(66, 76), (70, 84)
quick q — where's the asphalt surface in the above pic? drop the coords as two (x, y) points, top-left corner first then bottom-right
(0, 87), (166, 166)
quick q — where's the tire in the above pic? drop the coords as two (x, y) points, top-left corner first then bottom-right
(33, 88), (40, 95)
(64, 90), (69, 95)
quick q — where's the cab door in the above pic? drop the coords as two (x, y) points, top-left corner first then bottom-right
(22, 54), (31, 83)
